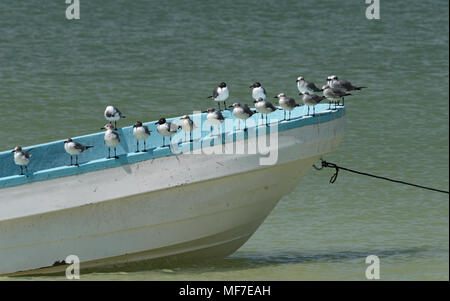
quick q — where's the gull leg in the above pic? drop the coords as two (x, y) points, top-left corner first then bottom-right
(70, 155), (72, 166)
(75, 155), (79, 167)
(136, 141), (140, 153)
(114, 147), (118, 159)
(143, 140), (147, 152)
(190, 131), (193, 143)
(307, 106), (310, 116)
(284, 110), (286, 121)
(107, 148), (111, 159)
(224, 101), (227, 110)
(244, 120), (247, 132)
(25, 166), (28, 174)
(19, 166), (23, 175)
(218, 102), (221, 111)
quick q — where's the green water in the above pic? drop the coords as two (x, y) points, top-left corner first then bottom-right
(0, 0), (448, 280)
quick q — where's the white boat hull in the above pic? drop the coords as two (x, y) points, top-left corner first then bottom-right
(0, 116), (345, 275)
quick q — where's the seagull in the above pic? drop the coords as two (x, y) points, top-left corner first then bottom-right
(133, 121), (151, 152)
(207, 82), (229, 111)
(301, 91), (326, 116)
(274, 93), (300, 121)
(64, 138), (93, 166)
(206, 108), (225, 135)
(229, 103), (254, 131)
(250, 82), (267, 101)
(155, 118), (180, 147)
(11, 146), (30, 175)
(296, 76), (322, 94)
(101, 123), (120, 159)
(179, 115), (195, 142)
(104, 105), (126, 128)
(322, 85), (352, 109)
(329, 75), (367, 96)
(254, 97), (278, 126)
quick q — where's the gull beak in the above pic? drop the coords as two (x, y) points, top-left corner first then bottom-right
(249, 85), (253, 88)
(11, 150), (15, 153)
(228, 105), (233, 108)
(296, 79), (299, 82)
(273, 96), (278, 98)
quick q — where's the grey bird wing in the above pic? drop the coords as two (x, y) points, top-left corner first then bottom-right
(113, 131), (120, 142)
(267, 102), (277, 111)
(210, 87), (219, 98)
(105, 110), (114, 118)
(144, 125), (151, 135)
(287, 97), (298, 106)
(262, 86), (266, 95)
(243, 104), (254, 116)
(306, 81), (322, 92)
(73, 141), (87, 152)
(22, 150), (30, 159)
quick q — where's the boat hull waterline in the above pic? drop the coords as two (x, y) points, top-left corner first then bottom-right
(0, 106), (345, 275)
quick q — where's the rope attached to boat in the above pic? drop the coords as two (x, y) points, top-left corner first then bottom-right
(313, 159), (449, 194)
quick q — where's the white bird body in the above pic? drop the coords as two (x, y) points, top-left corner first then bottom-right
(104, 106), (124, 122)
(133, 125), (151, 140)
(13, 150), (30, 166)
(296, 77), (322, 94)
(277, 94), (299, 111)
(157, 122), (179, 136)
(252, 86), (266, 100)
(232, 105), (253, 120)
(213, 86), (229, 102)
(180, 117), (195, 132)
(255, 99), (276, 115)
(206, 110), (225, 126)
(104, 129), (120, 147)
(64, 140), (92, 156)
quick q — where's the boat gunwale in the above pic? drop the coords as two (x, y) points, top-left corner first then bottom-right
(0, 106), (345, 189)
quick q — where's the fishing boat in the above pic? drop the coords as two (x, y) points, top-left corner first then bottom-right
(0, 104), (345, 276)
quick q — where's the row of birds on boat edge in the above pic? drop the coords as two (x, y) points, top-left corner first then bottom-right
(10, 75), (366, 175)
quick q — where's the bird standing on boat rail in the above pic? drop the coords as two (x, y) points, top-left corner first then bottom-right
(64, 138), (94, 166)
(104, 105), (126, 128)
(11, 146), (30, 175)
(322, 85), (352, 109)
(230, 103), (254, 132)
(206, 108), (225, 135)
(296, 76), (322, 94)
(208, 82), (229, 111)
(301, 91), (326, 116)
(155, 118), (180, 147)
(102, 123), (120, 159)
(274, 93), (300, 121)
(254, 97), (278, 126)
(250, 82), (267, 101)
(328, 75), (366, 106)
(180, 115), (195, 142)
(133, 121), (151, 152)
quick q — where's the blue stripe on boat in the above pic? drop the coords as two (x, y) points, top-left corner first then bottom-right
(0, 105), (345, 189)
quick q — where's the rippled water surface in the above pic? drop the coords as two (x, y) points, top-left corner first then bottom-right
(0, 0), (448, 280)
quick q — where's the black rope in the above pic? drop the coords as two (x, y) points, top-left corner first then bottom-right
(313, 159), (449, 194)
